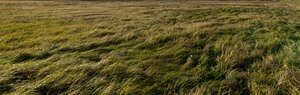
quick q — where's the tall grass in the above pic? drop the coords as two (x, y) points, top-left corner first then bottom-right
(0, 0), (299, 95)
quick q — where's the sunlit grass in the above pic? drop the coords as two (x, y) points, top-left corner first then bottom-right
(0, 0), (299, 95)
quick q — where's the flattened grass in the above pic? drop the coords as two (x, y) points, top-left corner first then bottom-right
(0, 1), (299, 95)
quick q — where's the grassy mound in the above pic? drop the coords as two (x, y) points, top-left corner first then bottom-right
(0, 1), (299, 95)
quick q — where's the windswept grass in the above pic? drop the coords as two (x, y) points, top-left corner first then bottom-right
(0, 0), (299, 95)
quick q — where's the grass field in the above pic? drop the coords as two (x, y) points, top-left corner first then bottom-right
(0, 0), (299, 95)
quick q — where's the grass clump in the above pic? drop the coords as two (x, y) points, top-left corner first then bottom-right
(13, 52), (52, 63)
(13, 53), (35, 63)
(0, 82), (12, 94)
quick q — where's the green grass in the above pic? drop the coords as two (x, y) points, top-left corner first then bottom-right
(0, 0), (299, 95)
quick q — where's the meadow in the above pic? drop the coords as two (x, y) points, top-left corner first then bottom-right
(0, 0), (299, 94)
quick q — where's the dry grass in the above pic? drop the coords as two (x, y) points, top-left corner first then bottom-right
(0, 0), (299, 95)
